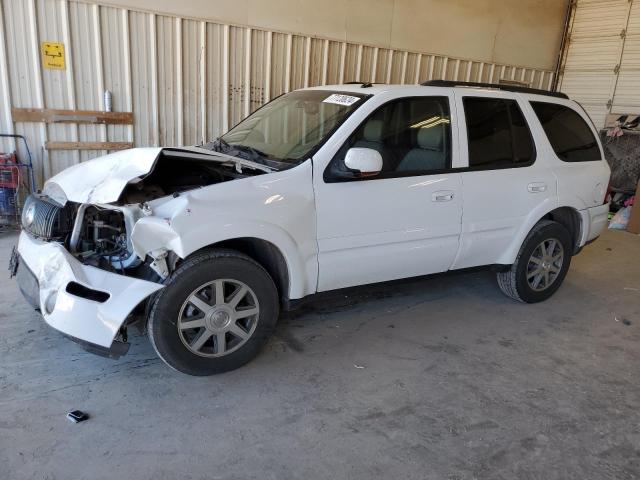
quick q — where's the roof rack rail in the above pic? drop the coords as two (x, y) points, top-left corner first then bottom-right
(343, 81), (374, 88)
(421, 80), (569, 99)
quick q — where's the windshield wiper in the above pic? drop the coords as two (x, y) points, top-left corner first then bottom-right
(207, 137), (267, 160)
(205, 138), (283, 171)
(173, 146), (277, 173)
(230, 144), (270, 159)
(209, 136), (230, 152)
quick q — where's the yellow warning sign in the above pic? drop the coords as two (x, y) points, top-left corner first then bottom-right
(41, 42), (65, 70)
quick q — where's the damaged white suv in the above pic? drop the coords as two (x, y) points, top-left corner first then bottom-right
(13, 81), (610, 375)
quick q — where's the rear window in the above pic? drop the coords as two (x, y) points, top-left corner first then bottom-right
(463, 97), (535, 169)
(530, 102), (601, 162)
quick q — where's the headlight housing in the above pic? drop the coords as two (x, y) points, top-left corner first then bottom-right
(21, 194), (75, 241)
(23, 202), (36, 227)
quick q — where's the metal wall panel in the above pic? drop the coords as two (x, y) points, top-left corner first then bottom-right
(204, 22), (225, 142)
(558, 0), (635, 129)
(0, 2), (11, 154)
(250, 29), (268, 112)
(129, 10), (158, 147)
(308, 38), (325, 87)
(37, 0), (79, 176)
(156, 15), (178, 147)
(570, 0), (630, 37)
(324, 40), (341, 85)
(100, 5), (133, 149)
(3, 0), (47, 185)
(359, 46), (374, 83)
(343, 43), (359, 83)
(69, 1), (104, 162)
(182, 20), (206, 146)
(269, 32), (288, 99)
(289, 35), (306, 91)
(374, 48), (390, 83)
(227, 25), (246, 128)
(0, 0), (555, 185)
(612, 1), (640, 114)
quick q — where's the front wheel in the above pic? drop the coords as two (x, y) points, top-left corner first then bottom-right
(497, 220), (572, 303)
(148, 249), (279, 375)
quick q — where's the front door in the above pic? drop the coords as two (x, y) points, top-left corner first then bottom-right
(313, 91), (463, 291)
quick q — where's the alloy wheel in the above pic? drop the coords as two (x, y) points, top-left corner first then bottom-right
(177, 279), (260, 357)
(526, 238), (564, 292)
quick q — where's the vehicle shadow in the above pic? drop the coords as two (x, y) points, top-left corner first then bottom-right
(271, 268), (505, 353)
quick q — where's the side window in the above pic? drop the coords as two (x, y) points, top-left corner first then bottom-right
(463, 97), (535, 169)
(328, 96), (452, 178)
(530, 102), (601, 162)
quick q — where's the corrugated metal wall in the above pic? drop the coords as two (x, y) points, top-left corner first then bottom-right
(558, 0), (640, 129)
(615, 1), (640, 117)
(0, 0), (556, 187)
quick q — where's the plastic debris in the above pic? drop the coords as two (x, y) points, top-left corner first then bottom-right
(609, 207), (631, 230)
(66, 410), (89, 423)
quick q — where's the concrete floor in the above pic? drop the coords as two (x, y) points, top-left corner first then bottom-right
(0, 229), (639, 480)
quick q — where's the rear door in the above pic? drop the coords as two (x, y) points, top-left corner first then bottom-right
(452, 92), (558, 269)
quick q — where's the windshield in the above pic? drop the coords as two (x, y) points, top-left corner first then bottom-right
(210, 90), (368, 170)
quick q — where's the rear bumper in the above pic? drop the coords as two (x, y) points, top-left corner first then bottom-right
(15, 231), (163, 352)
(578, 203), (610, 246)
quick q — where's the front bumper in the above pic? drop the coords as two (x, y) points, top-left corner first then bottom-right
(15, 231), (164, 354)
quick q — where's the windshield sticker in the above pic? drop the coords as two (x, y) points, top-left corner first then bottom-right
(323, 94), (360, 106)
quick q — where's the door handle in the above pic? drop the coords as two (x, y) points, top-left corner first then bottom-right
(528, 182), (547, 193)
(432, 191), (454, 202)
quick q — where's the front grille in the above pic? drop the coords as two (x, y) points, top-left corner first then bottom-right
(22, 194), (75, 241)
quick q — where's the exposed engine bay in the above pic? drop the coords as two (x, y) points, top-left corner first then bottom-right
(119, 149), (259, 204)
(71, 206), (139, 272)
(27, 149), (266, 280)
(81, 154), (261, 276)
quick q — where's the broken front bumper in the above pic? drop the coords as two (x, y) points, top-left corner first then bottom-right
(15, 231), (164, 357)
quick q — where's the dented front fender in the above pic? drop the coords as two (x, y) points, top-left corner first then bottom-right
(131, 215), (181, 260)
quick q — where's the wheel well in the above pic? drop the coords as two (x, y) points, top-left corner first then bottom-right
(205, 237), (290, 303)
(541, 207), (581, 254)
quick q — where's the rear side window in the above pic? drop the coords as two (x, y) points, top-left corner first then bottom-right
(463, 97), (535, 169)
(530, 102), (601, 162)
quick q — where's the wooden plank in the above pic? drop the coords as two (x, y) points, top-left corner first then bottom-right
(12, 108), (133, 125)
(45, 141), (133, 151)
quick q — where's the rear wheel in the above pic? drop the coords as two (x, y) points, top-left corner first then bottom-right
(148, 249), (279, 375)
(497, 220), (572, 303)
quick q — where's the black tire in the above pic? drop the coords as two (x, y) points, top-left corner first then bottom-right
(497, 220), (572, 303)
(148, 249), (279, 376)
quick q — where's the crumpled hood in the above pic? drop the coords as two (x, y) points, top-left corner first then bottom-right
(42, 146), (272, 205)
(44, 147), (162, 205)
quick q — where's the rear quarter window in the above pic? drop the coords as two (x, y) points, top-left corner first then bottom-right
(530, 102), (601, 162)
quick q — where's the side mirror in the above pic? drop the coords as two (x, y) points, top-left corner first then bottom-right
(344, 147), (383, 177)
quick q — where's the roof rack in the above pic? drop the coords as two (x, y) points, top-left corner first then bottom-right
(343, 81), (374, 88)
(421, 80), (569, 99)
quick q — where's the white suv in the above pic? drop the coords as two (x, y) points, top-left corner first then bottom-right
(13, 81), (611, 375)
